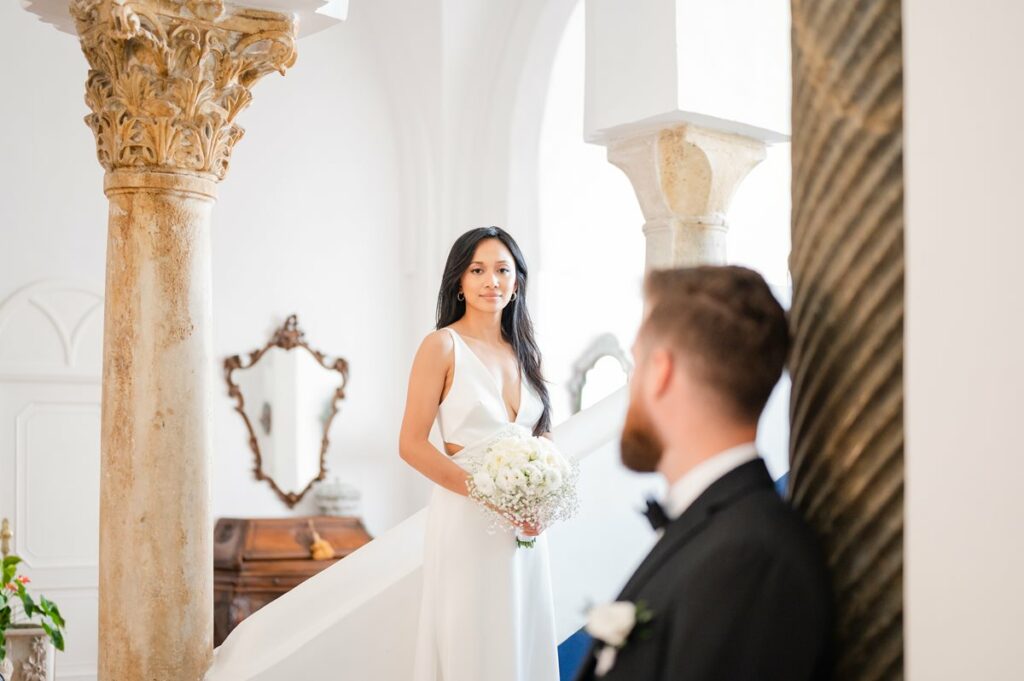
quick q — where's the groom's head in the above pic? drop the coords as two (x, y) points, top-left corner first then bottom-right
(621, 266), (789, 475)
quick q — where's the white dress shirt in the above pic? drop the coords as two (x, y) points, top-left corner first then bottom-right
(663, 442), (760, 521)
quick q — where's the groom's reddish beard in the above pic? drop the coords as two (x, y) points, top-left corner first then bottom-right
(620, 398), (663, 473)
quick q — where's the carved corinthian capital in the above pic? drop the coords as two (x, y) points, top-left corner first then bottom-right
(70, 0), (297, 180)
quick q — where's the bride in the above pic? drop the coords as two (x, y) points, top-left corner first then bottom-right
(205, 226), (594, 681)
(400, 226), (560, 681)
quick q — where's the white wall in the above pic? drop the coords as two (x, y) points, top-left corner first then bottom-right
(584, 0), (790, 142)
(1, 0), (412, 537)
(0, 0), (604, 549)
(904, 1), (1024, 678)
(536, 1), (646, 424)
(539, 2), (792, 478)
(209, 9), (413, 532)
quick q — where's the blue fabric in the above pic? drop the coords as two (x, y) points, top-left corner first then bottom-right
(774, 471), (789, 497)
(558, 628), (593, 681)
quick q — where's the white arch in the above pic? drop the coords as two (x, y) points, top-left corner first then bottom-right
(456, 0), (581, 259)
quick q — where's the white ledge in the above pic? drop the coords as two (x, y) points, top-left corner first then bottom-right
(587, 110), (790, 147)
(20, 0), (348, 38)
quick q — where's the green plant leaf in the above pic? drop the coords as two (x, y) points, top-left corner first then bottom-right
(17, 586), (38, 618)
(39, 620), (64, 651)
(41, 598), (66, 629)
(53, 628), (65, 651)
(1, 556), (21, 586)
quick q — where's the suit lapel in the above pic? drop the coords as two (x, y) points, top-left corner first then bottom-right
(616, 504), (713, 602)
(617, 459), (774, 601)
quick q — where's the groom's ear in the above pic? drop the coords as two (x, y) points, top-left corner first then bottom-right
(648, 347), (674, 398)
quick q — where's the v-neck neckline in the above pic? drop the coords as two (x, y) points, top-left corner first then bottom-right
(449, 327), (523, 423)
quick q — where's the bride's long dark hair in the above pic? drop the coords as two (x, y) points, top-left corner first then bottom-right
(436, 227), (551, 435)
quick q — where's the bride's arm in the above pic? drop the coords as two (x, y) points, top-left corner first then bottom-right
(398, 331), (471, 497)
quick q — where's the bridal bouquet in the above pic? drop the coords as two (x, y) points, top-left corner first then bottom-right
(466, 424), (579, 548)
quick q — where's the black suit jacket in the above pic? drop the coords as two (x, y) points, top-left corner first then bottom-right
(574, 459), (834, 681)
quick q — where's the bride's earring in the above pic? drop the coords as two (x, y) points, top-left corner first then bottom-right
(457, 291), (465, 301)
(510, 291), (517, 302)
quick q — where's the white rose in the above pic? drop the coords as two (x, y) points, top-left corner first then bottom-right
(543, 468), (563, 492)
(511, 448), (530, 466)
(496, 467), (518, 492)
(472, 470), (496, 497)
(511, 423), (532, 438)
(537, 437), (559, 457)
(523, 462), (544, 482)
(509, 468), (527, 489)
(585, 601), (637, 648)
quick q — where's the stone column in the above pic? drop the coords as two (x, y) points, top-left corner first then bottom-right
(607, 125), (766, 269)
(788, 0), (905, 679)
(68, 1), (298, 678)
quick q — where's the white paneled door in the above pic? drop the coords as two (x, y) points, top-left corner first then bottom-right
(0, 280), (103, 681)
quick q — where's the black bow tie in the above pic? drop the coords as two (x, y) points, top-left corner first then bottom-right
(643, 498), (670, 531)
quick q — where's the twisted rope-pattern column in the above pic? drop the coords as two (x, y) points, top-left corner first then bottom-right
(789, 1), (904, 679)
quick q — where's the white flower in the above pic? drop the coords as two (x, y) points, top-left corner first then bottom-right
(472, 470), (496, 497)
(495, 467), (518, 492)
(523, 462), (544, 482)
(543, 468), (563, 492)
(594, 645), (618, 678)
(585, 601), (637, 648)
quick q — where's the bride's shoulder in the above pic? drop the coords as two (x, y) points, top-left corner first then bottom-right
(416, 328), (456, 359)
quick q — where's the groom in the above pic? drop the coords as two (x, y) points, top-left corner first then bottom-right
(575, 266), (834, 681)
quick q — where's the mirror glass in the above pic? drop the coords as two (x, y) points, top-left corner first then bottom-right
(226, 316), (347, 507)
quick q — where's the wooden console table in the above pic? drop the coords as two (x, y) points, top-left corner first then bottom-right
(213, 516), (372, 645)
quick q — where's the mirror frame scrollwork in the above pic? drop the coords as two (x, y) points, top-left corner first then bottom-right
(224, 315), (349, 508)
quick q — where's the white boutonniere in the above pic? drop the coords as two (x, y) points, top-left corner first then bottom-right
(584, 600), (654, 677)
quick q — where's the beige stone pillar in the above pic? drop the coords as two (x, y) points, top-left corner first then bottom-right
(607, 125), (766, 269)
(68, 0), (297, 678)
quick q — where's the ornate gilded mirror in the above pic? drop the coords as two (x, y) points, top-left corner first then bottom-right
(568, 333), (633, 413)
(224, 315), (348, 507)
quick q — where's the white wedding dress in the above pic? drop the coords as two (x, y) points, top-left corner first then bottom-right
(413, 327), (558, 681)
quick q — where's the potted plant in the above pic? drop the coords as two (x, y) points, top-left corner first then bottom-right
(1, 555), (66, 680)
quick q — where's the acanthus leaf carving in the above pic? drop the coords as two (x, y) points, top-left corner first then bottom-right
(71, 0), (296, 181)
